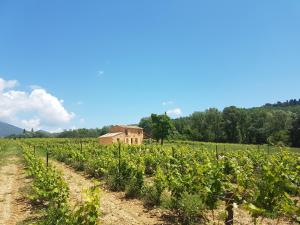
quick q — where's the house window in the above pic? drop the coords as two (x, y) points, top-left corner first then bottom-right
(138, 131), (140, 135)
(135, 138), (138, 144)
(117, 138), (120, 142)
(131, 138), (133, 144)
(125, 129), (128, 135)
(126, 138), (128, 143)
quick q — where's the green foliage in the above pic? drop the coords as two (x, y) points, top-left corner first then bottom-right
(107, 160), (138, 191)
(19, 138), (300, 224)
(143, 100), (300, 147)
(57, 126), (110, 138)
(23, 149), (69, 205)
(125, 169), (144, 198)
(176, 192), (206, 225)
(139, 117), (153, 137)
(142, 166), (167, 206)
(71, 185), (101, 225)
(151, 113), (174, 145)
(290, 114), (300, 147)
(21, 144), (101, 225)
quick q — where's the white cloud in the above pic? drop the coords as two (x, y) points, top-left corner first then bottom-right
(76, 101), (83, 105)
(0, 78), (75, 130)
(30, 85), (43, 90)
(0, 78), (18, 92)
(70, 125), (77, 130)
(21, 118), (41, 130)
(162, 100), (174, 106)
(166, 108), (182, 118)
(48, 127), (64, 133)
(79, 118), (85, 124)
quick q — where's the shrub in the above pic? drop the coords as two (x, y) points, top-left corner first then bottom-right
(142, 167), (166, 206)
(125, 170), (144, 198)
(176, 192), (206, 225)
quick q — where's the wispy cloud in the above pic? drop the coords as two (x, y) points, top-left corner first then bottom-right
(166, 108), (182, 118)
(76, 101), (83, 105)
(162, 100), (174, 106)
(97, 70), (104, 77)
(30, 85), (43, 90)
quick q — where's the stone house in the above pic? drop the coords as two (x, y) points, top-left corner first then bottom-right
(98, 125), (143, 145)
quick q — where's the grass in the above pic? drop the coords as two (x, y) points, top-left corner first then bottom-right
(0, 141), (22, 167)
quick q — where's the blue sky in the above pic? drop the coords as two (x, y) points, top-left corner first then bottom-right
(0, 0), (300, 131)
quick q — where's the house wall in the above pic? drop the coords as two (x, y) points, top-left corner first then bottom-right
(110, 126), (144, 145)
(98, 133), (125, 145)
(98, 136), (113, 145)
(112, 133), (125, 143)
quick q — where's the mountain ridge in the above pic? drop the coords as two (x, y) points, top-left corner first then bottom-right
(0, 121), (23, 137)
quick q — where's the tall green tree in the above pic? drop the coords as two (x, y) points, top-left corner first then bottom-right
(290, 114), (300, 147)
(139, 117), (153, 137)
(223, 106), (242, 143)
(266, 110), (293, 145)
(151, 113), (173, 145)
(204, 108), (224, 142)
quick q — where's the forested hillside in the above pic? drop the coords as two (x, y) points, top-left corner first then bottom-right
(140, 99), (300, 147)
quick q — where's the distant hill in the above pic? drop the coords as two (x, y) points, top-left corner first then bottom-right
(0, 121), (23, 137)
(263, 99), (300, 108)
(262, 99), (300, 114)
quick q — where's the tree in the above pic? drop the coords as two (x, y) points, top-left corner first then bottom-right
(190, 112), (206, 141)
(151, 113), (173, 145)
(223, 106), (242, 143)
(139, 117), (153, 137)
(173, 117), (193, 140)
(266, 110), (293, 145)
(204, 108), (224, 142)
(246, 110), (269, 144)
(290, 114), (300, 147)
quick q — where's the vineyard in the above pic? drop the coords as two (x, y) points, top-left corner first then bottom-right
(0, 138), (299, 224)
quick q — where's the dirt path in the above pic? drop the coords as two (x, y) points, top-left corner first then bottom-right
(51, 160), (168, 225)
(0, 156), (32, 225)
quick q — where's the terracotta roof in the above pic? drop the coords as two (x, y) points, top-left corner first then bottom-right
(114, 125), (143, 130)
(98, 132), (123, 138)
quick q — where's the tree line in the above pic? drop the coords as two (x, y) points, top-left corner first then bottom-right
(8, 99), (300, 147)
(139, 102), (300, 147)
(7, 127), (110, 139)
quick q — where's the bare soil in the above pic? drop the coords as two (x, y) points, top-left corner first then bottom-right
(0, 156), (33, 225)
(50, 160), (170, 225)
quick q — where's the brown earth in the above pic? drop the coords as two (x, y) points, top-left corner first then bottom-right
(0, 156), (33, 225)
(50, 160), (171, 225)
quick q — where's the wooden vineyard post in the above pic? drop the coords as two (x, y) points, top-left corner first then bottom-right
(215, 144), (219, 161)
(118, 143), (121, 188)
(225, 191), (234, 225)
(46, 149), (49, 167)
(33, 145), (36, 156)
